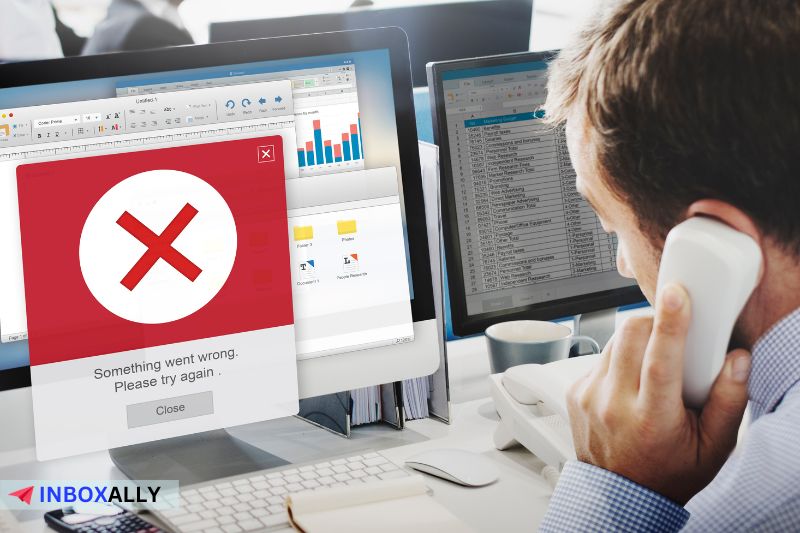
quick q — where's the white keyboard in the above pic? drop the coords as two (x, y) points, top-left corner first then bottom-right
(154, 451), (409, 532)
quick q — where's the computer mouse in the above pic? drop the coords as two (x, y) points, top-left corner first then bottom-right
(405, 448), (499, 487)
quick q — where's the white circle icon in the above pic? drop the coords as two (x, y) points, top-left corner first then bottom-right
(79, 170), (237, 324)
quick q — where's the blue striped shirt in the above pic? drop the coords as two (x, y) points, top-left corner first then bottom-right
(541, 307), (800, 532)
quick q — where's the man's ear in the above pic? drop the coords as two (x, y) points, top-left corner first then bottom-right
(685, 199), (765, 281)
(685, 200), (762, 245)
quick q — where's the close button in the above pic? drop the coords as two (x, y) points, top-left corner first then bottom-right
(126, 391), (214, 429)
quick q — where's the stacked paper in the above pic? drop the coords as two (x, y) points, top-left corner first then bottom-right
(350, 386), (382, 425)
(402, 376), (430, 420)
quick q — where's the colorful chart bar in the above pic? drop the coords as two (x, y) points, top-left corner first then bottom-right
(358, 112), (363, 160)
(305, 141), (315, 166)
(297, 117), (364, 168)
(350, 123), (360, 160)
(342, 133), (351, 161)
(313, 119), (324, 165)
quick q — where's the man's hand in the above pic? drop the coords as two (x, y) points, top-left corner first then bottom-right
(566, 284), (752, 505)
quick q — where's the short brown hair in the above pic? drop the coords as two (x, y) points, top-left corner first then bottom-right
(546, 0), (800, 253)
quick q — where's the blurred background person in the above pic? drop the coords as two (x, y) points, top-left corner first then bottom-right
(54, 6), (88, 56)
(0, 0), (64, 61)
(82, 0), (193, 55)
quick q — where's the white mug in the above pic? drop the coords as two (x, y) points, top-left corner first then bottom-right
(485, 320), (600, 374)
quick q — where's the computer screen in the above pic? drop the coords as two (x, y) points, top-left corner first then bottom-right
(0, 30), (438, 459)
(1, 52), (412, 351)
(209, 0), (534, 88)
(428, 51), (643, 337)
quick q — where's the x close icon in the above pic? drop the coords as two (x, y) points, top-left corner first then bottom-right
(258, 144), (275, 163)
(117, 203), (202, 290)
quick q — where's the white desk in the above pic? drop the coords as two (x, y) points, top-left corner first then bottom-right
(383, 397), (553, 532)
(6, 402), (552, 533)
(4, 309), (652, 532)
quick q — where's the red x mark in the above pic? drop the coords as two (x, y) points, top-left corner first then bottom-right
(116, 203), (202, 291)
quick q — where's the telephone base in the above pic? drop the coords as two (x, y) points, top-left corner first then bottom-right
(492, 418), (519, 451)
(489, 373), (575, 471)
(489, 354), (602, 472)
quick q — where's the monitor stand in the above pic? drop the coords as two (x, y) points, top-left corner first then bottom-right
(108, 429), (288, 486)
(572, 307), (617, 356)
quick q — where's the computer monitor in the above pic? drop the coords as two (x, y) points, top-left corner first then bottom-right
(208, 0), (534, 88)
(427, 51), (644, 338)
(0, 28), (438, 472)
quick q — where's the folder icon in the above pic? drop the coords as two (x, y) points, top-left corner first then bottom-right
(293, 225), (314, 241)
(337, 220), (357, 235)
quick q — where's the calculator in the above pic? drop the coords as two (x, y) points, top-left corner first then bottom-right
(44, 505), (165, 533)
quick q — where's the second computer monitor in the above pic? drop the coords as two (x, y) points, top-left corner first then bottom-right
(428, 51), (643, 337)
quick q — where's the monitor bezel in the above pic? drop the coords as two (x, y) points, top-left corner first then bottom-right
(0, 27), (436, 391)
(427, 50), (644, 338)
(208, 0), (535, 88)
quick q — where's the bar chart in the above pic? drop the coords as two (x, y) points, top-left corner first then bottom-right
(295, 104), (365, 176)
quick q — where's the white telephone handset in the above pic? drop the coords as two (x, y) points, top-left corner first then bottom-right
(656, 217), (761, 407)
(490, 217), (761, 476)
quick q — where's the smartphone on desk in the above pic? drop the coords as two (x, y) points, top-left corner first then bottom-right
(44, 504), (164, 533)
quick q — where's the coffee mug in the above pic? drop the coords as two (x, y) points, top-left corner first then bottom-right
(485, 320), (601, 374)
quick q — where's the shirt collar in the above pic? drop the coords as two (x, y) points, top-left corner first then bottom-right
(136, 0), (184, 30)
(748, 306), (800, 420)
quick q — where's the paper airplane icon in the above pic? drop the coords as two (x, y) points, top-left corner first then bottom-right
(9, 485), (34, 505)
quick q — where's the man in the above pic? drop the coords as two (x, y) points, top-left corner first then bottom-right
(82, 0), (192, 55)
(54, 7), (87, 57)
(539, 0), (800, 531)
(0, 1), (85, 61)
(0, 0), (63, 61)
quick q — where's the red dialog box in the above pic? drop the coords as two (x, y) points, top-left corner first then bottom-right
(17, 136), (294, 365)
